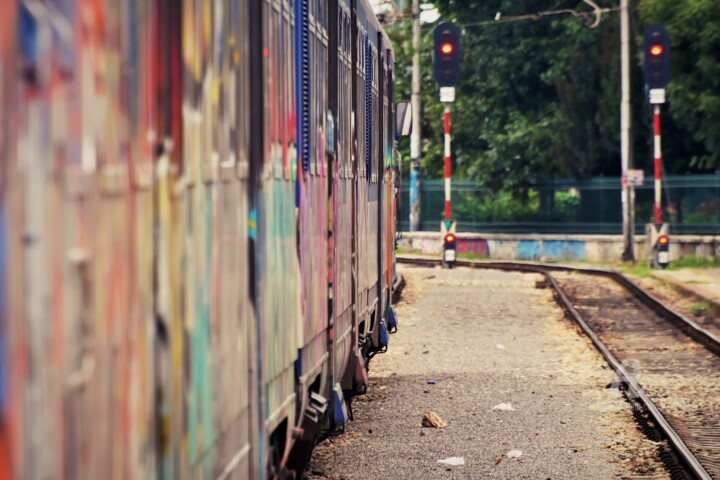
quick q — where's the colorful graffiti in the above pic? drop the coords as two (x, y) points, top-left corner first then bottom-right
(456, 237), (490, 257)
(0, 212), (9, 480)
(518, 239), (587, 260)
(4, 0), (255, 478)
(1, 0), (404, 477)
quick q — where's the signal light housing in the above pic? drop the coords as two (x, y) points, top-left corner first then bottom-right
(443, 232), (457, 267)
(643, 25), (671, 90)
(655, 234), (670, 269)
(433, 22), (461, 87)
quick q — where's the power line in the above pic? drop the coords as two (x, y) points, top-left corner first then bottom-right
(463, 6), (620, 30)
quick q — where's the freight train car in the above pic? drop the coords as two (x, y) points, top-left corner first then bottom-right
(0, 0), (410, 479)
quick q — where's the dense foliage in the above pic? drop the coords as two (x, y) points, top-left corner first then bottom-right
(388, 0), (719, 195)
(637, 0), (720, 169)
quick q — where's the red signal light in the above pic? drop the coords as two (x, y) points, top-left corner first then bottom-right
(445, 233), (455, 243)
(441, 43), (454, 55)
(658, 235), (669, 245)
(650, 45), (663, 56)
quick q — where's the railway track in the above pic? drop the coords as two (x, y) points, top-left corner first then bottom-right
(397, 255), (720, 480)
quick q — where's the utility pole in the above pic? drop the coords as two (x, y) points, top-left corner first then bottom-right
(409, 0), (421, 231)
(620, 0), (634, 261)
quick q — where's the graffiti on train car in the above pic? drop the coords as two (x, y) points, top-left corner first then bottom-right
(0, 211), (8, 480)
(0, 3), (12, 473)
(2, 0), (406, 477)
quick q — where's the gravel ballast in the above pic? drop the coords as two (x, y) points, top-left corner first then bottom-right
(308, 265), (668, 479)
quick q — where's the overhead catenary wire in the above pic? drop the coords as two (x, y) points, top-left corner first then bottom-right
(464, 6), (620, 29)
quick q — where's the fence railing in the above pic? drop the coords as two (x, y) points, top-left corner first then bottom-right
(399, 175), (720, 235)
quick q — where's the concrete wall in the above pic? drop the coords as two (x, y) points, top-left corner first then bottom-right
(399, 232), (720, 263)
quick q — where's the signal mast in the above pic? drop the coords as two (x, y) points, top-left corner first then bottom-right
(433, 22), (461, 267)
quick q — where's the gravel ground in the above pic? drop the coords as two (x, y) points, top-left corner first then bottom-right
(555, 270), (720, 476)
(308, 265), (667, 479)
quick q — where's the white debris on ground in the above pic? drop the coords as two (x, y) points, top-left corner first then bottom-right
(506, 449), (523, 459)
(491, 402), (516, 411)
(436, 457), (465, 466)
(307, 266), (668, 479)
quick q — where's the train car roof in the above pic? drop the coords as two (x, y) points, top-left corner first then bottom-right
(355, 0), (395, 58)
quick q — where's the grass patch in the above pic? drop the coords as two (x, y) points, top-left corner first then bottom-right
(395, 246), (438, 258)
(668, 256), (720, 270)
(457, 252), (489, 261)
(617, 263), (653, 278)
(395, 246), (418, 255)
(689, 302), (711, 316)
(617, 256), (720, 276)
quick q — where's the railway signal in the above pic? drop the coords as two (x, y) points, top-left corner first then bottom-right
(433, 22), (461, 87)
(443, 232), (457, 268)
(642, 25), (671, 268)
(647, 223), (670, 269)
(643, 25), (671, 93)
(655, 235), (670, 269)
(434, 23), (461, 259)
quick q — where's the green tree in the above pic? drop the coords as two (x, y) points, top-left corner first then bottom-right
(388, 0), (717, 195)
(637, 0), (720, 169)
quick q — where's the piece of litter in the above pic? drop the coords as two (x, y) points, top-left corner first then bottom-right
(427, 380), (436, 385)
(422, 411), (448, 428)
(492, 402), (516, 411)
(507, 450), (523, 459)
(496, 344), (506, 349)
(437, 457), (464, 466)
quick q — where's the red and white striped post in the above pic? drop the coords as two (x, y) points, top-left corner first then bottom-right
(653, 104), (662, 224)
(444, 104), (452, 221)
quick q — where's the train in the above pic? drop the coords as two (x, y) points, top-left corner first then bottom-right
(0, 0), (411, 478)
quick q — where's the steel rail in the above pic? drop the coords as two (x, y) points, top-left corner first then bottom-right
(397, 255), (714, 479)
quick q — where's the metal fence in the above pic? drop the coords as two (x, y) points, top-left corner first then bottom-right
(399, 175), (720, 235)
